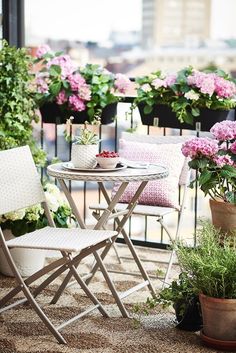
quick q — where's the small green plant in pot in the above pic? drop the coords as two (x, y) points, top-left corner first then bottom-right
(175, 221), (236, 349)
(66, 118), (100, 169)
(144, 272), (202, 332)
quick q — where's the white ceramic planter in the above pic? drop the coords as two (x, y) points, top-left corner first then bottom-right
(0, 229), (46, 277)
(71, 144), (98, 169)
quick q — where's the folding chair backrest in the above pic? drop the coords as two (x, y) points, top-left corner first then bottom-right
(121, 132), (192, 186)
(0, 146), (45, 215)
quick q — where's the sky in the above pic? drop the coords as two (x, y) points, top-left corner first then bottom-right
(25, 0), (142, 45)
(25, 0), (236, 45)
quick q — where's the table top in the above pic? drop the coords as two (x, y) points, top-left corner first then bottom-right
(47, 162), (169, 182)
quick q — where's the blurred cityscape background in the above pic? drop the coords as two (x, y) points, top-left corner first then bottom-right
(22, 0), (236, 77)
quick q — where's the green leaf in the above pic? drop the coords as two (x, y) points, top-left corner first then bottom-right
(49, 82), (62, 96)
(198, 170), (212, 185)
(144, 105), (153, 114)
(49, 64), (61, 76)
(191, 107), (200, 117)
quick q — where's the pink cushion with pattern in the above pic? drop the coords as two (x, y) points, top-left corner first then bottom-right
(112, 139), (185, 209)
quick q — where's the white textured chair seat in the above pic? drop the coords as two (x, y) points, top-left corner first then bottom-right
(6, 226), (116, 253)
(90, 202), (177, 217)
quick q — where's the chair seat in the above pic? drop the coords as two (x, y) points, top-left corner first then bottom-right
(6, 227), (117, 253)
(90, 202), (177, 217)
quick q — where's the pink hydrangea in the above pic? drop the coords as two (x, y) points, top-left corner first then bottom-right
(114, 74), (131, 94)
(36, 44), (51, 58)
(56, 90), (67, 105)
(210, 121), (236, 141)
(36, 77), (49, 94)
(164, 74), (177, 87)
(230, 141), (236, 154)
(151, 78), (167, 89)
(78, 85), (91, 101)
(213, 155), (234, 167)
(68, 73), (86, 91)
(69, 95), (86, 111)
(181, 137), (219, 158)
(214, 77), (236, 98)
(47, 55), (75, 79)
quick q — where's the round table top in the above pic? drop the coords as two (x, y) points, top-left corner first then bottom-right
(47, 162), (169, 182)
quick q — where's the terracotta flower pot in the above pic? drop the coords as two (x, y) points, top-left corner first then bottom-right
(209, 199), (236, 234)
(199, 293), (236, 345)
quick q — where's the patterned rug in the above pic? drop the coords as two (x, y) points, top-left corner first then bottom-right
(0, 245), (222, 353)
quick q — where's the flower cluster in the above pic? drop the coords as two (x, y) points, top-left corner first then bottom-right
(134, 66), (236, 125)
(182, 121), (236, 204)
(0, 183), (75, 236)
(34, 45), (131, 122)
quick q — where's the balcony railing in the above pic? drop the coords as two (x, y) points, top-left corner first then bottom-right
(37, 98), (211, 249)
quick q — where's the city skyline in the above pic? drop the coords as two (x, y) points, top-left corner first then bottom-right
(25, 0), (236, 46)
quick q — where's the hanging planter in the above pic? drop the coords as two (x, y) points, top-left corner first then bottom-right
(40, 102), (117, 125)
(138, 103), (235, 131)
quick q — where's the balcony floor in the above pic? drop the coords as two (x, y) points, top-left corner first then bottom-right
(0, 244), (211, 352)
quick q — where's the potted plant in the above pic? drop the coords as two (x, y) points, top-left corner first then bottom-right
(66, 118), (100, 169)
(144, 272), (202, 332)
(33, 45), (131, 124)
(182, 120), (236, 234)
(0, 40), (46, 166)
(0, 182), (75, 277)
(175, 221), (236, 350)
(134, 66), (236, 131)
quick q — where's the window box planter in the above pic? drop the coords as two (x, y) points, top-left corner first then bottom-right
(40, 102), (117, 125)
(138, 104), (235, 131)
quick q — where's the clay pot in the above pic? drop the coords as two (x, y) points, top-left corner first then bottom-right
(199, 293), (236, 343)
(209, 199), (236, 234)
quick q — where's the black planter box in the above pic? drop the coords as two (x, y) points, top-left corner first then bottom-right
(138, 104), (235, 131)
(40, 102), (117, 125)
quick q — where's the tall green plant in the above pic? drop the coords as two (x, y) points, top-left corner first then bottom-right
(0, 40), (46, 165)
(176, 221), (236, 299)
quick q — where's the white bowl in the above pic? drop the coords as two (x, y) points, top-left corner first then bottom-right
(96, 156), (120, 169)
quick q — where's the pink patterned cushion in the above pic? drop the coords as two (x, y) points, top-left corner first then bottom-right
(112, 139), (185, 209)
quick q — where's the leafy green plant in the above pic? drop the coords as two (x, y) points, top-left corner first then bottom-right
(33, 45), (131, 123)
(176, 221), (236, 298)
(0, 40), (46, 166)
(133, 66), (236, 125)
(182, 121), (236, 204)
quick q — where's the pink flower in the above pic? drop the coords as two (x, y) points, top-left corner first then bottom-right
(56, 90), (67, 105)
(230, 141), (236, 154)
(214, 77), (236, 98)
(199, 76), (215, 96)
(210, 121), (236, 141)
(151, 78), (167, 89)
(213, 155), (234, 167)
(182, 137), (219, 158)
(36, 44), (51, 58)
(164, 74), (177, 87)
(36, 77), (49, 94)
(47, 55), (75, 79)
(114, 74), (131, 94)
(68, 73), (86, 91)
(69, 95), (86, 111)
(78, 85), (91, 101)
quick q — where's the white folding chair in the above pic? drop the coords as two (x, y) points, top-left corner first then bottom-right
(0, 145), (128, 344)
(90, 132), (191, 287)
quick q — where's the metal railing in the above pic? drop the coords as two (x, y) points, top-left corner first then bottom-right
(38, 99), (211, 249)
